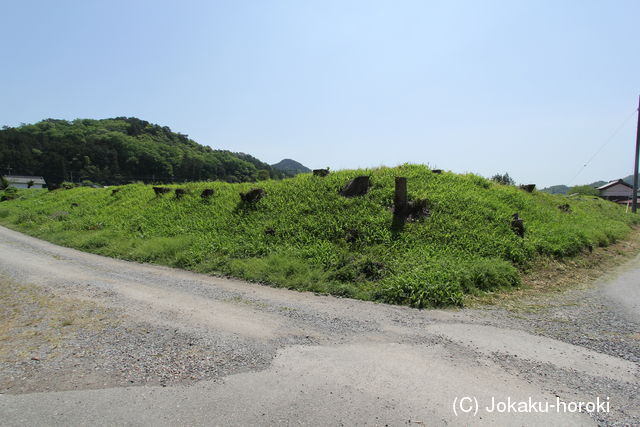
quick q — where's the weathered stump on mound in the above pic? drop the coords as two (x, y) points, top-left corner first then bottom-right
(175, 188), (188, 199)
(519, 184), (536, 193)
(153, 186), (171, 196)
(339, 176), (370, 198)
(313, 169), (330, 177)
(392, 177), (431, 231)
(406, 199), (431, 221)
(558, 203), (572, 213)
(393, 177), (408, 216)
(511, 213), (525, 238)
(111, 188), (120, 196)
(240, 188), (265, 204)
(201, 188), (215, 199)
(431, 169), (443, 174)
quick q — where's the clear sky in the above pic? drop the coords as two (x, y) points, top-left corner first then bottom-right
(1, 0), (638, 187)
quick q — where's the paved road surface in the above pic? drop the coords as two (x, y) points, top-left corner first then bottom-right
(0, 226), (638, 425)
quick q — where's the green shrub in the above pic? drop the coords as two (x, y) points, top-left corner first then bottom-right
(77, 234), (110, 249)
(457, 258), (520, 292)
(0, 188), (18, 202)
(381, 271), (464, 308)
(16, 211), (38, 224)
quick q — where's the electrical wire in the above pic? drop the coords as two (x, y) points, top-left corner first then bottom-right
(567, 108), (638, 186)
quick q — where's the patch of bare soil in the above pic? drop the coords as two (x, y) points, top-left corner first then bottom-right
(0, 280), (272, 394)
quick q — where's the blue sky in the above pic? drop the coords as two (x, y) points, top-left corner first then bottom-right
(1, 0), (638, 187)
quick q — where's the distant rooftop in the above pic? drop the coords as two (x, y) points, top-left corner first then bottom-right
(596, 179), (633, 191)
(2, 175), (46, 184)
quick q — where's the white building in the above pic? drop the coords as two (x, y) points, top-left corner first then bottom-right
(2, 175), (47, 189)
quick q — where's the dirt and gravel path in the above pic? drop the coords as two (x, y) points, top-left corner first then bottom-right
(0, 225), (638, 425)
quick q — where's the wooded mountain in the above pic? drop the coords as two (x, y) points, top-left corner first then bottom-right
(0, 117), (287, 185)
(271, 158), (311, 175)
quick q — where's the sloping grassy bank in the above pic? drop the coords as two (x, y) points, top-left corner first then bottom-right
(1, 165), (637, 307)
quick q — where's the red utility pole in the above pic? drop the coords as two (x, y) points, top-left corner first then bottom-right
(633, 95), (640, 213)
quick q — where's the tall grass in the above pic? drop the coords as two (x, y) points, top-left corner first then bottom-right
(1, 165), (636, 307)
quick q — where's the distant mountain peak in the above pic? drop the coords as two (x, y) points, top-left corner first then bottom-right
(271, 159), (311, 175)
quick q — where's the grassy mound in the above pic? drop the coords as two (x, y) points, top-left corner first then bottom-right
(1, 165), (637, 307)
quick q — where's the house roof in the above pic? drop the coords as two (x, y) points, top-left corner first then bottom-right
(2, 175), (46, 185)
(596, 179), (633, 191)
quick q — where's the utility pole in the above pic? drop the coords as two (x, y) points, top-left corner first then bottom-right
(633, 95), (640, 213)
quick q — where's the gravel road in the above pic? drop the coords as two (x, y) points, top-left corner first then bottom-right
(0, 225), (638, 425)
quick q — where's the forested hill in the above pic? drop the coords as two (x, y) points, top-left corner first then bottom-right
(271, 158), (311, 175)
(0, 117), (287, 185)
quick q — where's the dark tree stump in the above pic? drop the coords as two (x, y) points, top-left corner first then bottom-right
(175, 188), (188, 199)
(153, 186), (171, 196)
(313, 169), (330, 177)
(393, 177), (408, 216)
(240, 188), (265, 204)
(511, 213), (525, 238)
(392, 177), (430, 231)
(339, 176), (370, 198)
(201, 189), (215, 199)
(111, 188), (120, 196)
(558, 203), (572, 213)
(519, 184), (536, 193)
(406, 199), (430, 221)
(431, 169), (443, 174)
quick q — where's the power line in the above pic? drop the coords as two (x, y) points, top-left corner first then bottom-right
(567, 108), (638, 186)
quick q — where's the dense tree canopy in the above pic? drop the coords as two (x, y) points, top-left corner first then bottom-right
(0, 117), (287, 185)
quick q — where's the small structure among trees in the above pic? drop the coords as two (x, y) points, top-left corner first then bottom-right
(1, 175), (47, 189)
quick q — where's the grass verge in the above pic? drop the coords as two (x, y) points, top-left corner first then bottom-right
(1, 164), (638, 308)
(465, 226), (640, 307)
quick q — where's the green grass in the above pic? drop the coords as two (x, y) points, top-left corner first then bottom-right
(1, 164), (637, 308)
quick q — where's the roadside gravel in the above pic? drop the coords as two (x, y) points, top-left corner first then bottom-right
(0, 225), (638, 425)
